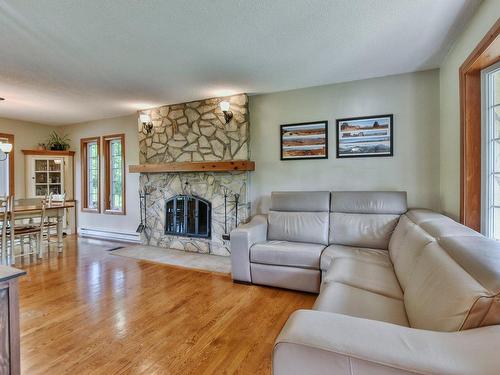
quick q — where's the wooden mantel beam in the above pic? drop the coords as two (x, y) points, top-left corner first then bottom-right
(129, 160), (255, 173)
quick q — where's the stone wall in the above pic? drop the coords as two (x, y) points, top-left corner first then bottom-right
(139, 94), (249, 163)
(138, 94), (250, 256)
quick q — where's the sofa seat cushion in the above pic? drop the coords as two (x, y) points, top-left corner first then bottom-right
(250, 240), (325, 269)
(322, 258), (403, 299)
(313, 282), (409, 326)
(320, 244), (391, 272)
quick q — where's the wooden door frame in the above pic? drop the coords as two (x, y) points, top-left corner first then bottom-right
(460, 18), (500, 231)
(0, 133), (15, 196)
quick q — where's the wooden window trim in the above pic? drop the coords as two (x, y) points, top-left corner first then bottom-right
(460, 19), (500, 231)
(80, 137), (101, 213)
(103, 134), (126, 215)
(0, 133), (14, 196)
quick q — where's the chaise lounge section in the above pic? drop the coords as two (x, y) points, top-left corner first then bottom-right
(231, 191), (500, 374)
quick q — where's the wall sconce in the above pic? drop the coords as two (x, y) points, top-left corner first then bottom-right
(0, 142), (12, 161)
(219, 101), (233, 124)
(139, 113), (154, 134)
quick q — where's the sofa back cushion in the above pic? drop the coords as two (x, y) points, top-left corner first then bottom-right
(399, 209), (500, 332)
(329, 191), (407, 249)
(388, 215), (434, 290)
(330, 191), (407, 214)
(404, 241), (498, 332)
(268, 211), (329, 245)
(329, 213), (399, 249)
(268, 191), (330, 245)
(271, 191), (330, 212)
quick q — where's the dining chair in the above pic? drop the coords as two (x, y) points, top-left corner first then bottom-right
(45, 193), (66, 250)
(0, 197), (8, 264)
(7, 196), (46, 263)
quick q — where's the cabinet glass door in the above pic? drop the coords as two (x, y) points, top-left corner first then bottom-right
(34, 158), (63, 197)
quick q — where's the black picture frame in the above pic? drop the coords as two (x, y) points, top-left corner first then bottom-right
(336, 114), (393, 158)
(280, 120), (328, 161)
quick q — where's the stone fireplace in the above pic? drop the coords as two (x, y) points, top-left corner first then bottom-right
(137, 94), (250, 256)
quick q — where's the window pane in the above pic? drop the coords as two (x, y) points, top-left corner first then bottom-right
(36, 185), (48, 196)
(87, 142), (98, 209)
(49, 160), (60, 171)
(493, 174), (500, 206)
(484, 64), (500, 239)
(494, 140), (500, 173)
(494, 207), (500, 240)
(109, 138), (123, 211)
(35, 160), (47, 171)
(494, 70), (500, 106)
(495, 106), (500, 138)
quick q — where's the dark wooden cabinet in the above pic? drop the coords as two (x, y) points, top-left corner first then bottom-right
(0, 267), (25, 375)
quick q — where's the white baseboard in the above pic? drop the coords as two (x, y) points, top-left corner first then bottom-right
(78, 227), (141, 243)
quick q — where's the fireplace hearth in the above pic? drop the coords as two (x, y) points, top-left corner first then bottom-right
(165, 195), (211, 239)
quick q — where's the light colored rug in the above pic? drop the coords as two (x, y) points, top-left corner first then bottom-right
(110, 245), (231, 274)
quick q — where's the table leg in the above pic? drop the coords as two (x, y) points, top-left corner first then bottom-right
(37, 233), (42, 259)
(1, 233), (6, 265)
(57, 210), (63, 253)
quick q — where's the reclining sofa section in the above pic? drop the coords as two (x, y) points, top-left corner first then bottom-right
(230, 191), (407, 293)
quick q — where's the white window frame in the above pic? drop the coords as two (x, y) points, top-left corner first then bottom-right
(481, 61), (500, 238)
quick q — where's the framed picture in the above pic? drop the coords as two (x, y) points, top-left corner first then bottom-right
(280, 121), (328, 160)
(336, 114), (393, 158)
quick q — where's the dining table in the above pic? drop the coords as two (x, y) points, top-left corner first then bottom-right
(0, 202), (75, 263)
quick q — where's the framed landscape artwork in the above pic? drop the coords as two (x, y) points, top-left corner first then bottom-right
(336, 114), (393, 158)
(280, 121), (328, 160)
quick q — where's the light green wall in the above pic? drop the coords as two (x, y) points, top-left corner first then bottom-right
(249, 70), (440, 214)
(60, 114), (140, 234)
(439, 0), (500, 220)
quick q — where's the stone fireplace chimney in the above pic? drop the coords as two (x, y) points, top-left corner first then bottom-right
(138, 94), (250, 256)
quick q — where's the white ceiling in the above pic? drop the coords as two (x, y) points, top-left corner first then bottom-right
(0, 0), (481, 125)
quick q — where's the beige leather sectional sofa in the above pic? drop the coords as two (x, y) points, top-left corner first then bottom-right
(230, 191), (500, 375)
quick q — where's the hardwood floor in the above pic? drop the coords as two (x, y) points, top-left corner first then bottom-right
(15, 236), (316, 374)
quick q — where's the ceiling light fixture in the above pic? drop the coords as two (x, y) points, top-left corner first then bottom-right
(139, 113), (154, 134)
(0, 142), (13, 161)
(219, 101), (233, 124)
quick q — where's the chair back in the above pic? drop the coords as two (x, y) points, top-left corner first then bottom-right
(0, 197), (8, 254)
(8, 196), (46, 235)
(50, 193), (66, 205)
(15, 198), (44, 206)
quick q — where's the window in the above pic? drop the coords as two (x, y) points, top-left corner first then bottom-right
(81, 137), (100, 212)
(0, 133), (14, 196)
(460, 20), (500, 230)
(482, 62), (500, 239)
(104, 134), (125, 214)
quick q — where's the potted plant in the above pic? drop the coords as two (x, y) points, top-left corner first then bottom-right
(46, 131), (71, 151)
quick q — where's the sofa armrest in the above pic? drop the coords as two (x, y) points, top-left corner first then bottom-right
(274, 310), (500, 375)
(230, 215), (268, 282)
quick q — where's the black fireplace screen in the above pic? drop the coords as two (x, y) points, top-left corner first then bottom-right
(165, 195), (211, 239)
